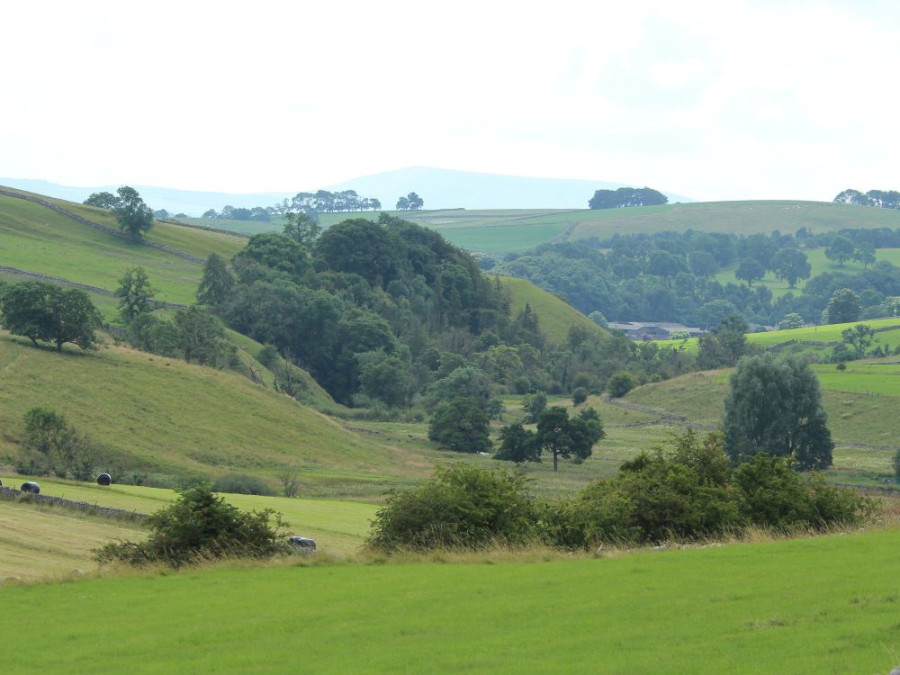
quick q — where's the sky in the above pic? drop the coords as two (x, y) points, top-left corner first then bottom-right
(1, 0), (898, 202)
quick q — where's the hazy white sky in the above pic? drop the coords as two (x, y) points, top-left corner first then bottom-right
(2, 0), (898, 201)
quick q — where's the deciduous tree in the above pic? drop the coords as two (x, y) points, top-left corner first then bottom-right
(113, 186), (154, 241)
(0, 281), (101, 351)
(723, 354), (833, 470)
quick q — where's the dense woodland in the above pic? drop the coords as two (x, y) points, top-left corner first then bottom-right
(491, 227), (900, 327)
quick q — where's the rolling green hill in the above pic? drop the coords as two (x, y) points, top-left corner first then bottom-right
(497, 276), (606, 345)
(0, 187), (246, 310)
(398, 201), (900, 253)
(0, 333), (435, 493)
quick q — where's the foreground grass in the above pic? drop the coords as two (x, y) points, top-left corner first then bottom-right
(2, 527), (899, 672)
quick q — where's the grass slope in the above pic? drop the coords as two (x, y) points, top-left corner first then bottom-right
(397, 201), (900, 253)
(624, 362), (900, 477)
(0, 334), (432, 493)
(0, 190), (246, 306)
(2, 528), (899, 672)
(498, 275), (606, 345)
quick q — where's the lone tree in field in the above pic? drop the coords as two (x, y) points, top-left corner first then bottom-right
(723, 354), (833, 471)
(536, 406), (605, 471)
(113, 186), (154, 241)
(0, 281), (101, 351)
(115, 267), (157, 323)
(822, 288), (861, 324)
(770, 248), (811, 288)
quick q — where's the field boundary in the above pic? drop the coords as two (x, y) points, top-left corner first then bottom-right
(0, 265), (188, 309)
(0, 486), (148, 521)
(0, 188), (205, 263)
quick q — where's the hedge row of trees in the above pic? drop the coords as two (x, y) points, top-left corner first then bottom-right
(368, 431), (869, 552)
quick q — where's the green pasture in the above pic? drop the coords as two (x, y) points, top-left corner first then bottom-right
(0, 333), (433, 494)
(496, 276), (606, 345)
(0, 194), (246, 306)
(3, 527), (900, 672)
(715, 247), (900, 297)
(0, 472), (378, 578)
(175, 216), (281, 237)
(625, 366), (900, 477)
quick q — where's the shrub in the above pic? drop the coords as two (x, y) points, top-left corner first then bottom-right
(211, 473), (275, 496)
(427, 397), (492, 453)
(95, 484), (288, 567)
(606, 372), (637, 398)
(571, 387), (588, 406)
(732, 454), (871, 530)
(367, 464), (541, 551)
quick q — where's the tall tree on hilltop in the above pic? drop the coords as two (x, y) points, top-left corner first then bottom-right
(113, 186), (154, 241)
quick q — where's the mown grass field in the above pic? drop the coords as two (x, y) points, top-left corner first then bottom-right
(0, 476), (378, 575)
(2, 527), (900, 673)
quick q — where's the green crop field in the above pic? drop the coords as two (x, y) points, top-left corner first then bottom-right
(2, 527), (900, 672)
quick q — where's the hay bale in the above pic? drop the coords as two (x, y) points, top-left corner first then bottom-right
(97, 473), (112, 486)
(20, 481), (40, 494)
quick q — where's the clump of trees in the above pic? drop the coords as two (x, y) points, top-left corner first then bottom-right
(367, 431), (871, 553)
(16, 407), (97, 479)
(834, 188), (900, 209)
(85, 186), (154, 240)
(396, 192), (424, 210)
(0, 281), (101, 351)
(588, 187), (668, 209)
(94, 484), (288, 567)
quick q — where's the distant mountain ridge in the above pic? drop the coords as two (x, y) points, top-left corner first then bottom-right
(0, 168), (690, 215)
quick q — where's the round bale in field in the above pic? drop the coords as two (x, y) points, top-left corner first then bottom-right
(21, 481), (40, 494)
(97, 473), (112, 486)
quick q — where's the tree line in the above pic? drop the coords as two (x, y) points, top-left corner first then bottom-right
(834, 188), (900, 209)
(491, 227), (900, 328)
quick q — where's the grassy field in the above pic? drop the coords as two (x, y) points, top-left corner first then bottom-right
(0, 476), (378, 567)
(0, 192), (246, 306)
(654, 318), (900, 354)
(1, 527), (899, 672)
(497, 276), (605, 345)
(624, 363), (900, 478)
(0, 333), (436, 494)
(715, 247), (900, 297)
(172, 200), (900, 255)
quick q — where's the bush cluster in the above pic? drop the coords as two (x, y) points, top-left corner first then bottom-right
(95, 484), (288, 567)
(367, 431), (873, 553)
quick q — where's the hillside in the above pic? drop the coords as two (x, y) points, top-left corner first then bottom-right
(0, 333), (434, 494)
(497, 276), (605, 345)
(0, 187), (246, 312)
